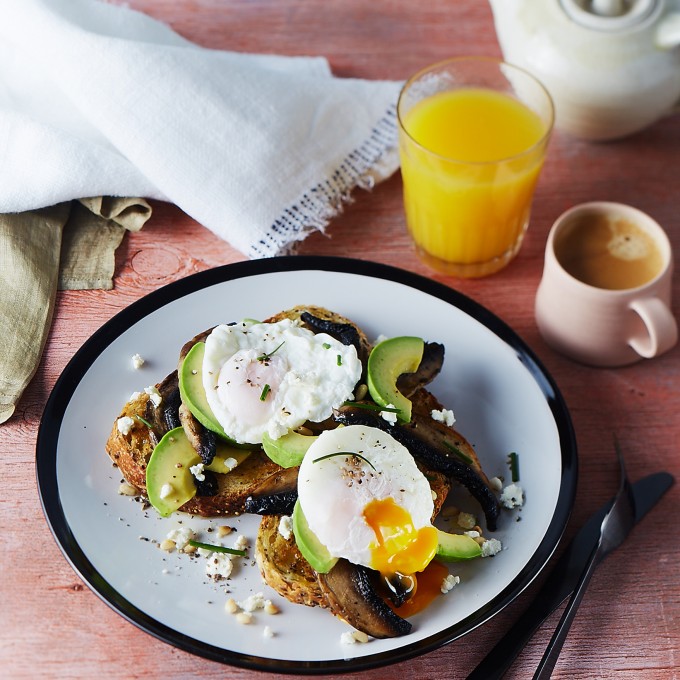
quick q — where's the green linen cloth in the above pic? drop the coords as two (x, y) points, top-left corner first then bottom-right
(0, 197), (151, 423)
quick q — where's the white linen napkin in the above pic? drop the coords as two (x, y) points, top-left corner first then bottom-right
(0, 0), (402, 257)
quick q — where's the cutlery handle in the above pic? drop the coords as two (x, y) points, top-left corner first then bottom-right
(532, 547), (600, 679)
(465, 595), (560, 680)
(465, 473), (673, 680)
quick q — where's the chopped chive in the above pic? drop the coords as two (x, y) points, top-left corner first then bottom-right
(322, 342), (331, 349)
(257, 341), (285, 362)
(260, 384), (271, 401)
(336, 354), (342, 366)
(342, 401), (402, 414)
(135, 415), (153, 428)
(443, 440), (473, 465)
(313, 451), (376, 471)
(187, 540), (247, 556)
(508, 452), (520, 482)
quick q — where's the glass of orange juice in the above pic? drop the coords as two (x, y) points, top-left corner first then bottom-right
(398, 57), (554, 277)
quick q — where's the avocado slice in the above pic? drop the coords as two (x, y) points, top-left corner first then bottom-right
(261, 430), (318, 468)
(435, 528), (483, 561)
(179, 342), (254, 449)
(146, 427), (201, 517)
(292, 499), (338, 573)
(205, 444), (252, 473)
(366, 336), (424, 423)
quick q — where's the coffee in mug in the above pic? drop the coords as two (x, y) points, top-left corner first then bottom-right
(535, 202), (678, 367)
(553, 213), (664, 290)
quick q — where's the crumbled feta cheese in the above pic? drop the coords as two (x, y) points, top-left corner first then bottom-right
(464, 530), (480, 539)
(500, 483), (524, 509)
(431, 408), (456, 427)
(441, 574), (460, 593)
(481, 538), (503, 557)
(209, 457), (238, 474)
(144, 385), (162, 408)
(380, 404), (398, 426)
(190, 462), (206, 482)
(131, 353), (145, 370)
(489, 476), (503, 492)
(205, 552), (233, 580)
(159, 483), (174, 500)
(128, 391), (142, 402)
(166, 526), (194, 551)
(116, 416), (135, 435)
(233, 534), (248, 551)
(341, 630), (370, 645)
(457, 512), (477, 530)
(263, 626), (275, 638)
(197, 547), (212, 558)
(278, 515), (293, 541)
(239, 592), (266, 612)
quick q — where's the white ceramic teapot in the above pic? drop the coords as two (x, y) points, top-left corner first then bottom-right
(489, 0), (680, 140)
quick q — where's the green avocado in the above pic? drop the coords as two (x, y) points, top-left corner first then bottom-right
(366, 336), (424, 423)
(178, 342), (253, 449)
(146, 427), (201, 517)
(435, 528), (483, 562)
(205, 444), (252, 473)
(261, 430), (318, 468)
(292, 499), (338, 573)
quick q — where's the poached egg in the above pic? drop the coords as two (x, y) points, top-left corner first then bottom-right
(298, 425), (438, 579)
(203, 319), (362, 444)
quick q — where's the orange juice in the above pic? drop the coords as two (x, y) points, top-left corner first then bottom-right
(399, 87), (550, 276)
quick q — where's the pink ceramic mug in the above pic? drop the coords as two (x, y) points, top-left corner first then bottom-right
(535, 202), (678, 367)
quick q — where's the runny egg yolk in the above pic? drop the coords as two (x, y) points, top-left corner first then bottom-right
(363, 497), (438, 578)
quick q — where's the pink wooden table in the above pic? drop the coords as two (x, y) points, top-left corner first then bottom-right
(2, 1), (679, 678)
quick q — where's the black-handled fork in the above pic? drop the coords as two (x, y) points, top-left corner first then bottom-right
(532, 441), (636, 678)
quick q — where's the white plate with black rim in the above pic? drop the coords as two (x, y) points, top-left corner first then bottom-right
(37, 256), (577, 674)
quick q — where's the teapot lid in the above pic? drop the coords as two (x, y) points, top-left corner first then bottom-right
(560, 0), (658, 30)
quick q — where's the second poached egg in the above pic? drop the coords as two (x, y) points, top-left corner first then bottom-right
(298, 425), (438, 577)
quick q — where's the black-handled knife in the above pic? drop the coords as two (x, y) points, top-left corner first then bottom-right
(466, 472), (674, 680)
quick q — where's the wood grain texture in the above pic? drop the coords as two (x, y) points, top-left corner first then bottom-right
(2, 1), (679, 678)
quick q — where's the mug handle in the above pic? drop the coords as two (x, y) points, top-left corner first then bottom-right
(628, 298), (678, 358)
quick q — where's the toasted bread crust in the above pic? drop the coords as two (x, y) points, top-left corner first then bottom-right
(106, 391), (157, 490)
(255, 515), (328, 608)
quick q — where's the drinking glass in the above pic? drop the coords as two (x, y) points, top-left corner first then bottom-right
(398, 57), (554, 277)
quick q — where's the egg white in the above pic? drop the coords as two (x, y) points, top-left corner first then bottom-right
(297, 425), (435, 569)
(202, 319), (362, 444)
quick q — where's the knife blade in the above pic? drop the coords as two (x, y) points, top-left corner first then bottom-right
(466, 471), (674, 680)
